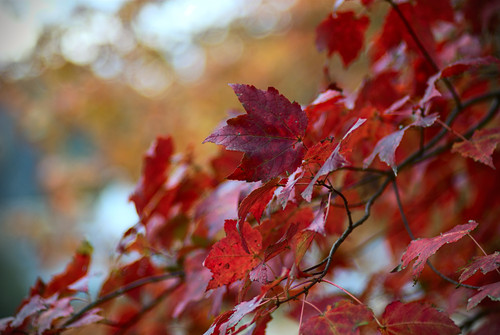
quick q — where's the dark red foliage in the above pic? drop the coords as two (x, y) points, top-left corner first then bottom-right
(4, 1), (500, 334)
(316, 11), (370, 66)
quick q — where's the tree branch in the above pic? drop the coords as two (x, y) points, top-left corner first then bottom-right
(62, 271), (184, 328)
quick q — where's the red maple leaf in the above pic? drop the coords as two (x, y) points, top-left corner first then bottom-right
(460, 252), (500, 283)
(204, 220), (262, 290)
(452, 128), (500, 169)
(467, 281), (500, 310)
(399, 221), (478, 278)
(203, 84), (308, 182)
(380, 301), (460, 335)
(300, 300), (373, 335)
(315, 11), (370, 66)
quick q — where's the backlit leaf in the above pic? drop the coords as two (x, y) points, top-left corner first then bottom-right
(204, 220), (262, 290)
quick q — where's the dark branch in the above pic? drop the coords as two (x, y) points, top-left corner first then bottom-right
(62, 271), (184, 328)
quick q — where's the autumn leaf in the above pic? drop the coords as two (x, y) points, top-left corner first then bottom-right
(363, 114), (438, 174)
(363, 128), (406, 175)
(302, 118), (366, 201)
(300, 300), (373, 335)
(204, 220), (262, 290)
(64, 308), (103, 329)
(203, 84), (308, 182)
(452, 128), (500, 169)
(99, 256), (162, 302)
(460, 252), (500, 282)
(316, 11), (370, 66)
(44, 240), (93, 298)
(238, 178), (279, 225)
(277, 167), (305, 209)
(399, 221), (478, 279)
(37, 298), (73, 334)
(440, 56), (500, 78)
(467, 281), (500, 310)
(204, 296), (263, 335)
(380, 301), (460, 335)
(129, 136), (175, 220)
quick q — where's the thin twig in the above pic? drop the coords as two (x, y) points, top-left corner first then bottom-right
(413, 97), (500, 164)
(398, 91), (500, 170)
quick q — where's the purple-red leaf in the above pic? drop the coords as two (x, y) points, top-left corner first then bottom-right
(452, 128), (500, 169)
(204, 84), (307, 182)
(316, 11), (370, 66)
(300, 300), (373, 335)
(400, 221), (478, 278)
(380, 301), (460, 335)
(467, 281), (500, 310)
(460, 252), (500, 282)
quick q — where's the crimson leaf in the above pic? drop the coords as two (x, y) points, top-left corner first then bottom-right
(460, 252), (500, 282)
(316, 11), (370, 66)
(452, 128), (500, 169)
(203, 84), (307, 182)
(300, 300), (373, 335)
(302, 118), (366, 201)
(204, 220), (262, 290)
(238, 178), (279, 225)
(380, 301), (460, 335)
(467, 281), (500, 310)
(399, 221), (478, 279)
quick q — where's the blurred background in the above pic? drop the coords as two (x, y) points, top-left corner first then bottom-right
(0, 0), (332, 317)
